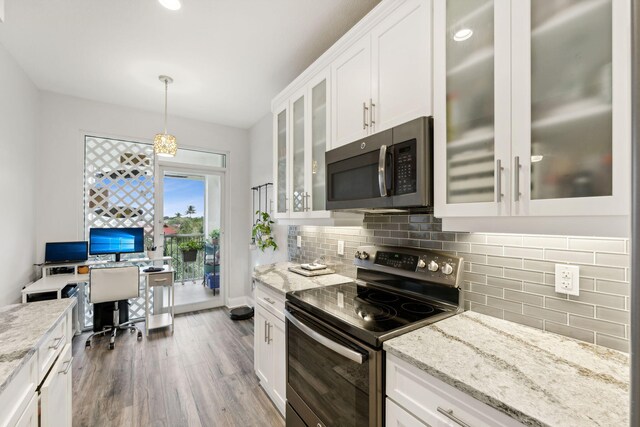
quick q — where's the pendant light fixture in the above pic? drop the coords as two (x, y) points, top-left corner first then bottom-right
(154, 75), (178, 157)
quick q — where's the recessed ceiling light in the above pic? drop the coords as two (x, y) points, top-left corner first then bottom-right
(453, 28), (473, 42)
(159, 0), (181, 11)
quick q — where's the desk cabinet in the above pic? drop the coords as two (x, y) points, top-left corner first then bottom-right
(253, 282), (286, 416)
(144, 268), (175, 336)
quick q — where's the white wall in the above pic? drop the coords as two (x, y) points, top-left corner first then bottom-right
(0, 42), (39, 305)
(36, 92), (251, 302)
(248, 113), (288, 276)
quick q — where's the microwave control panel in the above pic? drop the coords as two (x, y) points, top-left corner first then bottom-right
(394, 139), (417, 195)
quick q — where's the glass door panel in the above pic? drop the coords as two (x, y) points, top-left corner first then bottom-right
(292, 96), (306, 213)
(530, 0), (612, 200)
(445, 0), (495, 204)
(311, 79), (327, 211)
(276, 110), (288, 214)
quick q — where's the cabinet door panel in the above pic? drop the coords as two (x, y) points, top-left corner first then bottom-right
(512, 0), (630, 216)
(310, 74), (329, 213)
(40, 343), (72, 427)
(372, 0), (431, 133)
(331, 36), (372, 148)
(434, 0), (512, 217)
(273, 105), (289, 218)
(291, 93), (307, 216)
(254, 308), (271, 387)
(270, 315), (286, 415)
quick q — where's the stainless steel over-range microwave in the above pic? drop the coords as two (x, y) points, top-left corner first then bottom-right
(325, 116), (433, 210)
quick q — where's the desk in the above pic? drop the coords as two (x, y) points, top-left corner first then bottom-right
(23, 257), (174, 333)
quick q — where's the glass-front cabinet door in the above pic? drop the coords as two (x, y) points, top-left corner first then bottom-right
(273, 103), (289, 219)
(511, 0), (630, 216)
(434, 0), (512, 217)
(290, 91), (307, 218)
(309, 71), (331, 215)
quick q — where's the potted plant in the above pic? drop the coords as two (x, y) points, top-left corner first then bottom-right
(178, 240), (205, 262)
(145, 236), (157, 259)
(252, 210), (277, 252)
(209, 229), (221, 245)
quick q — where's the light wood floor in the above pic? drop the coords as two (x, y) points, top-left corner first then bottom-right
(71, 308), (285, 427)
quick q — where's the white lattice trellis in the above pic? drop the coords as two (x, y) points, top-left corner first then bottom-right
(83, 136), (156, 327)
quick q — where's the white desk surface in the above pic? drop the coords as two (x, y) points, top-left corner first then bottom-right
(23, 265), (174, 295)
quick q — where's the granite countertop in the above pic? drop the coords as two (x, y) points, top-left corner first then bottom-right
(0, 299), (77, 393)
(384, 311), (629, 427)
(252, 262), (353, 294)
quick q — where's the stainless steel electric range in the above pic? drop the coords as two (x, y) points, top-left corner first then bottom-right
(284, 245), (464, 427)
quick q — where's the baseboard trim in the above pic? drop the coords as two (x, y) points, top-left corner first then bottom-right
(174, 299), (224, 315)
(226, 296), (252, 308)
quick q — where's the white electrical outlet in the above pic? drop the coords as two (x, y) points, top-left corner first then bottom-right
(296, 235), (302, 248)
(337, 240), (345, 256)
(555, 264), (580, 296)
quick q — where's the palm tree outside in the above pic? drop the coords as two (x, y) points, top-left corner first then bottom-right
(186, 205), (196, 217)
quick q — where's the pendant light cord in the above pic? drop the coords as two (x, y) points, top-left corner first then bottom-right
(164, 79), (168, 134)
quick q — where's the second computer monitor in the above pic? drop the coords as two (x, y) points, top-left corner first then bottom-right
(89, 227), (144, 262)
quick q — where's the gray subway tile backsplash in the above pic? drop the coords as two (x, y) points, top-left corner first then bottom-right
(287, 213), (630, 352)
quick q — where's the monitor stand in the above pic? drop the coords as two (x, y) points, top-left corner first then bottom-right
(114, 253), (122, 263)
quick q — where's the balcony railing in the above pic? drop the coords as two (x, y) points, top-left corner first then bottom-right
(164, 233), (206, 283)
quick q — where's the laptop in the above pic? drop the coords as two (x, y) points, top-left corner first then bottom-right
(44, 241), (88, 264)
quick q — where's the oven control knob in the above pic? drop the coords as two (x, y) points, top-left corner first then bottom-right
(354, 251), (361, 259)
(427, 260), (439, 272)
(417, 259), (426, 269)
(359, 251), (370, 260)
(442, 263), (454, 275)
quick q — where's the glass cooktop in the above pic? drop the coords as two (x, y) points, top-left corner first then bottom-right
(286, 281), (454, 347)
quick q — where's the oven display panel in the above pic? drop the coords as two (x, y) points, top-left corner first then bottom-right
(375, 252), (418, 271)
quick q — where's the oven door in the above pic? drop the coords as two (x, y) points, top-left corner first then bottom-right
(285, 304), (382, 427)
(325, 129), (393, 210)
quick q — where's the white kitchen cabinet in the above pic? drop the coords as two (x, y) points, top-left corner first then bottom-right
(14, 393), (37, 427)
(253, 283), (286, 416)
(332, 0), (432, 149)
(273, 102), (289, 220)
(434, 0), (631, 235)
(40, 343), (73, 427)
(386, 353), (524, 427)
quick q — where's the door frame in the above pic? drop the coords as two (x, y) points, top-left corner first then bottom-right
(155, 161), (229, 312)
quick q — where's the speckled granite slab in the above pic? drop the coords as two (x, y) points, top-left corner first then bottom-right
(384, 311), (629, 427)
(0, 299), (76, 393)
(253, 262), (352, 294)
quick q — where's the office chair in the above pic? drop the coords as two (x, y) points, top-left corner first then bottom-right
(85, 266), (143, 350)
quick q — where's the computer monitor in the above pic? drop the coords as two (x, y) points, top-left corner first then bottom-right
(89, 227), (145, 262)
(44, 241), (88, 264)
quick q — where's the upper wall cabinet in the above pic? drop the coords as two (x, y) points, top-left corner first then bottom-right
(331, 0), (432, 149)
(434, 0), (631, 235)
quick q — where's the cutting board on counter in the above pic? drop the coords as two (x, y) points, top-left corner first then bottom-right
(288, 266), (335, 277)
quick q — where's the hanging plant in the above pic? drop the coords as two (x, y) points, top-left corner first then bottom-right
(252, 210), (278, 252)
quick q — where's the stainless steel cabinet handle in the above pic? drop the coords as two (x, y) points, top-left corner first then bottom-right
(154, 278), (168, 282)
(363, 102), (369, 129)
(437, 407), (471, 427)
(369, 99), (375, 129)
(514, 156), (521, 202)
(264, 297), (276, 305)
(378, 145), (388, 197)
(264, 320), (268, 343)
(304, 192), (311, 211)
(285, 311), (365, 364)
(285, 196), (289, 213)
(49, 336), (64, 350)
(268, 323), (273, 344)
(59, 357), (73, 375)
(496, 159), (502, 202)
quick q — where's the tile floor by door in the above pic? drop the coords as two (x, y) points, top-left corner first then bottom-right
(72, 308), (285, 427)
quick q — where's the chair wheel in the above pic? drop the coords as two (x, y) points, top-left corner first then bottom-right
(85, 341), (91, 348)
(130, 328), (135, 334)
(137, 332), (143, 341)
(108, 343), (115, 350)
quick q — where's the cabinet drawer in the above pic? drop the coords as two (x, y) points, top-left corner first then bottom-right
(0, 353), (37, 427)
(386, 354), (524, 427)
(386, 398), (427, 427)
(148, 272), (173, 287)
(255, 283), (285, 321)
(37, 313), (68, 383)
(40, 343), (73, 427)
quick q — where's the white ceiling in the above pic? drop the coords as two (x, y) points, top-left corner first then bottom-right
(0, 0), (380, 129)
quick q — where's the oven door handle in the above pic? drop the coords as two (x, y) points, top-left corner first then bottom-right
(285, 311), (366, 364)
(378, 144), (388, 197)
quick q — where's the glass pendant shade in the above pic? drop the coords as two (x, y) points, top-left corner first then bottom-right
(154, 133), (177, 157)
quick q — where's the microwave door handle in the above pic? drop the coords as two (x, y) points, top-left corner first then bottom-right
(285, 311), (366, 364)
(378, 144), (388, 197)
